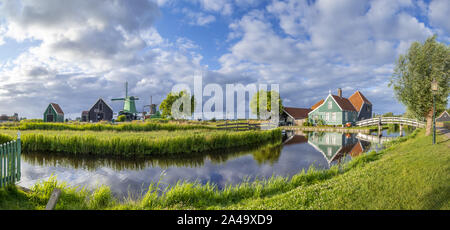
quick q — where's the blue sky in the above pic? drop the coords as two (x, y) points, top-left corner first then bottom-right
(0, 0), (449, 119)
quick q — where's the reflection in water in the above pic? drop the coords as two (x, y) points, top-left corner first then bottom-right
(22, 143), (283, 171)
(19, 130), (408, 198)
(306, 132), (370, 166)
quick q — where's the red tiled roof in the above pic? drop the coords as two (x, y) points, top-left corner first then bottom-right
(82, 111), (89, 115)
(331, 95), (357, 111)
(283, 107), (311, 119)
(349, 91), (372, 112)
(311, 99), (324, 110)
(51, 103), (64, 115)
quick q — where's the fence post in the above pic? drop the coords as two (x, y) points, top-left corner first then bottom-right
(17, 131), (21, 181)
(0, 144), (2, 188)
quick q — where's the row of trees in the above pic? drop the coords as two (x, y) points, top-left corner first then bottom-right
(158, 90), (283, 120)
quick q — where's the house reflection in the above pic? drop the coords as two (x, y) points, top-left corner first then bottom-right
(307, 132), (371, 166)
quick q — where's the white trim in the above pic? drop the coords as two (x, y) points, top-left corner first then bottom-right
(88, 98), (113, 113)
(308, 94), (344, 116)
(282, 108), (296, 120)
(437, 111), (450, 119)
(49, 103), (64, 115)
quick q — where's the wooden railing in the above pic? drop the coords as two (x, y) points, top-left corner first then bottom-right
(0, 132), (21, 188)
(216, 122), (278, 131)
(356, 117), (425, 128)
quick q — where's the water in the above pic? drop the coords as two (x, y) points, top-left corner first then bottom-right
(17, 128), (412, 198)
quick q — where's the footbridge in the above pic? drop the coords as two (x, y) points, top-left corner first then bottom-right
(356, 117), (425, 128)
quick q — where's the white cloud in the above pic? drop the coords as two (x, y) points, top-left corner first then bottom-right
(182, 8), (216, 26)
(428, 0), (450, 35)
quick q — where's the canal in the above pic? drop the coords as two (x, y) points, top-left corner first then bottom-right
(17, 127), (413, 199)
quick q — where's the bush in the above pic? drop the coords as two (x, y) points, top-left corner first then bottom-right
(116, 115), (126, 122)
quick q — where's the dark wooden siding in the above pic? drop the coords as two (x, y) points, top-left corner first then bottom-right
(357, 103), (372, 121)
(88, 99), (113, 122)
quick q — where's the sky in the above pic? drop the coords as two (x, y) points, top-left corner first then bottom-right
(0, 0), (449, 119)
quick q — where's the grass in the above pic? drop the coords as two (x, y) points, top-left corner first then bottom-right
(1, 128), (449, 210)
(0, 121), (216, 132)
(0, 129), (282, 156)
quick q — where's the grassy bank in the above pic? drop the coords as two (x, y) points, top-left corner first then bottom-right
(0, 129), (282, 156)
(0, 121), (215, 132)
(1, 128), (448, 210)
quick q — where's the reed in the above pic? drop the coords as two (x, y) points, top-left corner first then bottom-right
(1, 121), (215, 132)
(4, 129), (281, 156)
(0, 133), (13, 144)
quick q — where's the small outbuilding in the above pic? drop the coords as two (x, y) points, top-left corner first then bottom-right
(87, 98), (113, 122)
(436, 111), (450, 128)
(44, 103), (64, 122)
(81, 111), (89, 122)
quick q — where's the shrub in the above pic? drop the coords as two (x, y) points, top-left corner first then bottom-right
(116, 115), (126, 122)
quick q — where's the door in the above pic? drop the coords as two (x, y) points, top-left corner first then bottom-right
(97, 113), (104, 121)
(46, 114), (54, 122)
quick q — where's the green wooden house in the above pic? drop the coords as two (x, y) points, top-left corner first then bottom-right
(44, 103), (64, 122)
(308, 89), (359, 126)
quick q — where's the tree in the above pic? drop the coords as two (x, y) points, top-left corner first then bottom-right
(250, 90), (283, 120)
(159, 91), (195, 119)
(390, 35), (450, 136)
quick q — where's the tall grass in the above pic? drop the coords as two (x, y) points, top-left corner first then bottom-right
(12, 129), (282, 156)
(1, 121), (215, 132)
(0, 133), (13, 144)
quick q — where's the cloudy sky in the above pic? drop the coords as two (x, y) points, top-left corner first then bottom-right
(0, 0), (449, 119)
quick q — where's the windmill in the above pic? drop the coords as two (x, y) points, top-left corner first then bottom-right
(112, 82), (139, 121)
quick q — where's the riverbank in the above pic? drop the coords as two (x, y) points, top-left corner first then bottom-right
(1, 128), (448, 210)
(0, 129), (281, 157)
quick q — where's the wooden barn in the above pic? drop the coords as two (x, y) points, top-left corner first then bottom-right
(86, 98), (113, 122)
(44, 103), (64, 122)
(436, 111), (450, 128)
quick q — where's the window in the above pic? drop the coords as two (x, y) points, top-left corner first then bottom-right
(328, 101), (332, 109)
(99, 103), (103, 111)
(48, 107), (51, 114)
(326, 112), (330, 121)
(332, 112), (336, 121)
(344, 112), (347, 121)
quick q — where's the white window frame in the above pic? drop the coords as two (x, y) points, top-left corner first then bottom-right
(328, 101), (332, 109)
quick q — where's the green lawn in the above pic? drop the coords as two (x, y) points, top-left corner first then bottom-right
(225, 129), (450, 210)
(1, 129), (449, 210)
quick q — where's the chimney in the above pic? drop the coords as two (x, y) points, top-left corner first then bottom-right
(338, 88), (342, 97)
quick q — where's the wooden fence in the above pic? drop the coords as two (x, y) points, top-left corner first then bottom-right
(216, 122), (278, 131)
(0, 132), (21, 188)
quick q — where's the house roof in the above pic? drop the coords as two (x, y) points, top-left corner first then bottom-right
(348, 91), (372, 112)
(331, 95), (357, 111)
(88, 98), (114, 113)
(311, 99), (324, 110)
(283, 107), (311, 119)
(436, 111), (450, 122)
(349, 141), (364, 158)
(283, 135), (308, 145)
(82, 111), (89, 115)
(50, 103), (64, 115)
